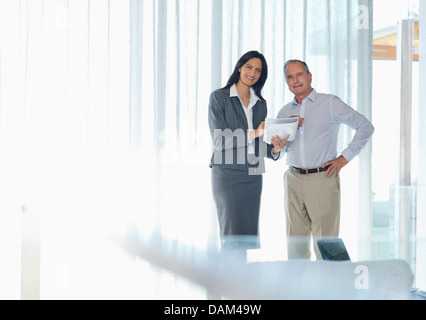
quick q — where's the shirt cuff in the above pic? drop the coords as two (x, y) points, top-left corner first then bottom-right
(271, 150), (281, 160)
(341, 148), (355, 163)
(248, 129), (255, 144)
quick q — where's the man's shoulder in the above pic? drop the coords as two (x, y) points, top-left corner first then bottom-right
(276, 101), (293, 117)
(279, 97), (295, 109)
(314, 91), (336, 99)
(313, 92), (345, 105)
(282, 99), (297, 110)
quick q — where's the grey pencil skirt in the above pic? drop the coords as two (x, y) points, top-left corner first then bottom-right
(211, 166), (263, 250)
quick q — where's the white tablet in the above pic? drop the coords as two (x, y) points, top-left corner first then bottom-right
(264, 117), (299, 143)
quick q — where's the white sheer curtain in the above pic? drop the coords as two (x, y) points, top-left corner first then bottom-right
(0, 0), (373, 298)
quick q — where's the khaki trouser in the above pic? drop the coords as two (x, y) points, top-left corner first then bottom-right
(284, 168), (341, 260)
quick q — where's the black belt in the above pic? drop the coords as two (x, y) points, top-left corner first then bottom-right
(290, 165), (330, 175)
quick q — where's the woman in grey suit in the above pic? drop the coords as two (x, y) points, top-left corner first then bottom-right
(208, 51), (285, 261)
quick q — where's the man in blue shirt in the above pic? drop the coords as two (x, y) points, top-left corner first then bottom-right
(271, 60), (374, 260)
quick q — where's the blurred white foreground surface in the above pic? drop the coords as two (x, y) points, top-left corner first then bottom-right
(115, 232), (414, 300)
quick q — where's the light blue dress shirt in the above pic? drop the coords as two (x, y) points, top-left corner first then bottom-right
(276, 89), (374, 169)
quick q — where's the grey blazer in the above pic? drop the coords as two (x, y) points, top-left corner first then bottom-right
(208, 87), (276, 173)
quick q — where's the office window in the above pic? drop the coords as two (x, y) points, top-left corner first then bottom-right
(0, 0), (376, 299)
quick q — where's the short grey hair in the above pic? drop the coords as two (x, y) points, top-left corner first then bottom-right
(284, 60), (310, 75)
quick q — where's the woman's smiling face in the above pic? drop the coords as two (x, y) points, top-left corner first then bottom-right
(238, 58), (262, 87)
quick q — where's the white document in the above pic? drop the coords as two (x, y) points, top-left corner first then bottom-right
(264, 117), (299, 144)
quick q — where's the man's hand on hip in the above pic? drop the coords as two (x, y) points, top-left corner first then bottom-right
(323, 155), (349, 178)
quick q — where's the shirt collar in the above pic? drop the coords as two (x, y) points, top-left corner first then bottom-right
(230, 84), (260, 102)
(292, 88), (317, 105)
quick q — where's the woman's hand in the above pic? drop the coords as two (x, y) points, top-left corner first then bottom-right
(271, 134), (289, 154)
(250, 121), (265, 140)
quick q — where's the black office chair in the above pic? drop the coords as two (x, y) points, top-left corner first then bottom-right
(317, 238), (351, 261)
